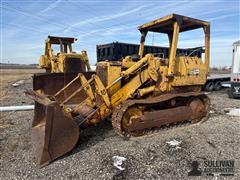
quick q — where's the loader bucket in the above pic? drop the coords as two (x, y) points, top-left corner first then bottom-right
(32, 101), (79, 167)
(29, 72), (95, 167)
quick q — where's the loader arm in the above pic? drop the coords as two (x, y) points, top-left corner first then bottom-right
(60, 54), (158, 123)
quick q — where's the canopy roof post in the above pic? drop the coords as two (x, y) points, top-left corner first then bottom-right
(168, 21), (180, 75)
(138, 31), (148, 58)
(204, 25), (210, 73)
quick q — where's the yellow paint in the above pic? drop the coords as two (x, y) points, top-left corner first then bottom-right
(39, 36), (91, 73)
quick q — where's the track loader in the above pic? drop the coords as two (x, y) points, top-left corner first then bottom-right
(26, 14), (211, 167)
(39, 36), (91, 73)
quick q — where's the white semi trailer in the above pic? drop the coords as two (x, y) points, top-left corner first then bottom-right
(229, 40), (240, 98)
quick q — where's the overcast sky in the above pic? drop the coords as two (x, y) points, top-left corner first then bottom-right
(1, 0), (239, 67)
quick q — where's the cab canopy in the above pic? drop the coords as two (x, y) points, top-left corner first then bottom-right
(46, 36), (77, 44)
(138, 13), (210, 33)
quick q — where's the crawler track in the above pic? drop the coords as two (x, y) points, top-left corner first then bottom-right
(112, 92), (210, 137)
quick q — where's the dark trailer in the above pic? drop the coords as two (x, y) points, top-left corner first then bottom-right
(97, 41), (204, 62)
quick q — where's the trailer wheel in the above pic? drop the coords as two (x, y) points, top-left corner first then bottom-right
(204, 82), (214, 91)
(213, 81), (222, 91)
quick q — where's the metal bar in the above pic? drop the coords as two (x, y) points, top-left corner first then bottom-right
(121, 56), (148, 77)
(54, 74), (81, 97)
(74, 108), (99, 126)
(187, 46), (204, 57)
(60, 86), (84, 105)
(60, 78), (94, 105)
(138, 31), (147, 58)
(106, 76), (122, 90)
(168, 21), (180, 75)
(69, 43), (72, 52)
(59, 39), (63, 53)
(204, 25), (210, 73)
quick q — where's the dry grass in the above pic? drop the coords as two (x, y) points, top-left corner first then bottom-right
(0, 69), (44, 101)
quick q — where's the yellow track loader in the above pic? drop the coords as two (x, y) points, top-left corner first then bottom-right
(34, 36), (94, 103)
(39, 36), (91, 73)
(26, 14), (210, 167)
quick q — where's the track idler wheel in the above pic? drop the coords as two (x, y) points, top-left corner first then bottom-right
(121, 107), (145, 136)
(188, 95), (210, 123)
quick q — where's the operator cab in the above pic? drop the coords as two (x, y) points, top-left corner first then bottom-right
(46, 36), (76, 55)
(137, 13), (210, 76)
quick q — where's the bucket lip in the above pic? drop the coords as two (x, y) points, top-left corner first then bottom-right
(32, 103), (79, 168)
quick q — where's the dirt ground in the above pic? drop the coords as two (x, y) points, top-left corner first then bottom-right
(0, 69), (239, 180)
(0, 69), (43, 105)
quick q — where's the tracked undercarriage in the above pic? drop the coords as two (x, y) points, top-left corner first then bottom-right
(112, 92), (210, 137)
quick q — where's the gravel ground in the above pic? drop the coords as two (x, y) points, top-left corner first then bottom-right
(0, 73), (239, 180)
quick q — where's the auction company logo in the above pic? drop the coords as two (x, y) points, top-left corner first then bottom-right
(188, 160), (234, 177)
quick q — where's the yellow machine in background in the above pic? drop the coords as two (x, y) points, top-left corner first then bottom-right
(39, 36), (91, 73)
(27, 14), (210, 167)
